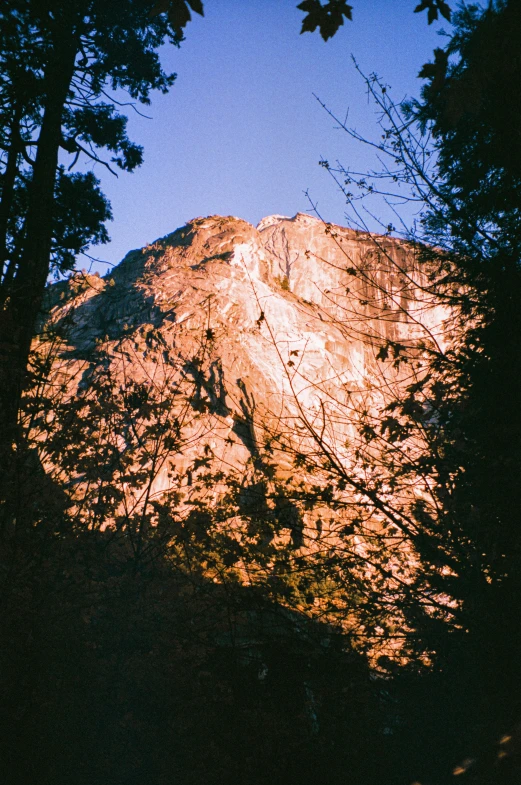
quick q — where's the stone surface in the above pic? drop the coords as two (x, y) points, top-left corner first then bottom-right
(45, 212), (449, 480)
(38, 213), (454, 651)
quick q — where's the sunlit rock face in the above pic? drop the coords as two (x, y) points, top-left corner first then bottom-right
(46, 212), (449, 493)
(40, 213), (453, 651)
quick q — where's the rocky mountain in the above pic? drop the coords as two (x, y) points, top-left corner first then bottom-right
(28, 212), (455, 666)
(45, 211), (448, 476)
(13, 210), (511, 785)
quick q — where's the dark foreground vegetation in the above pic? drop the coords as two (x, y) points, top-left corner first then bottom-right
(1, 2), (521, 783)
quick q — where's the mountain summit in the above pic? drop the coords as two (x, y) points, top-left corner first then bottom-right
(37, 212), (451, 654)
(48, 210), (447, 436)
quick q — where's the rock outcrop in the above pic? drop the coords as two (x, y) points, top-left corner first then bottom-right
(36, 212), (452, 650)
(46, 212), (447, 465)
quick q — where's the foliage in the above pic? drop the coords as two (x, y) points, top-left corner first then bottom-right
(0, 0), (181, 277)
(293, 0), (521, 777)
(297, 0), (353, 41)
(0, 302), (400, 784)
(414, 0), (452, 25)
(297, 0), (452, 40)
(0, 0), (193, 454)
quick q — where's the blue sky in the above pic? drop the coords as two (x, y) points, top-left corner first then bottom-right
(86, 0), (449, 271)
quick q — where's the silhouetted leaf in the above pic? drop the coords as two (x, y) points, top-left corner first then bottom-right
(297, 0), (353, 41)
(414, 0), (451, 25)
(187, 0), (204, 15)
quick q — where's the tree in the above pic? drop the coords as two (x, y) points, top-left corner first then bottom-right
(284, 0), (521, 777)
(0, 1), (190, 469)
(408, 3), (521, 764)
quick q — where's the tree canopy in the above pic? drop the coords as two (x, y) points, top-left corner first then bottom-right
(302, 1), (521, 777)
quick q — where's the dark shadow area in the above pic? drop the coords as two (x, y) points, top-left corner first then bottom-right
(0, 503), (388, 785)
(232, 377), (258, 455)
(182, 357), (229, 416)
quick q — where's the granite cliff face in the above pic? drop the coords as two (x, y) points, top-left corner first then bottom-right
(47, 212), (448, 469)
(38, 212), (451, 648)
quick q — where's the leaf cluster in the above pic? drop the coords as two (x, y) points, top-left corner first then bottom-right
(414, 0), (451, 25)
(297, 0), (353, 41)
(0, 0), (187, 284)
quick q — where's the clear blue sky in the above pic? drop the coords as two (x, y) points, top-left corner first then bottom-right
(86, 0), (449, 272)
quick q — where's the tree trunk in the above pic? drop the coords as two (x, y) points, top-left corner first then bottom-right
(0, 26), (78, 509)
(0, 108), (22, 297)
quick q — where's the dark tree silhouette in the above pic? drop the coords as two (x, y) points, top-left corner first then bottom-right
(292, 1), (521, 779)
(0, 1), (191, 472)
